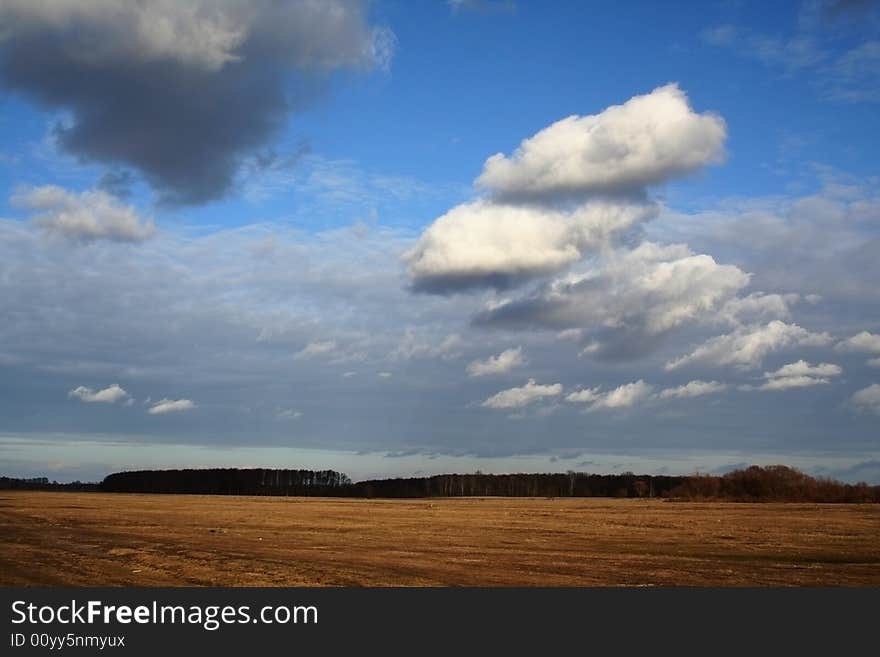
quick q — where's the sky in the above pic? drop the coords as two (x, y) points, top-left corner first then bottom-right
(0, 0), (878, 484)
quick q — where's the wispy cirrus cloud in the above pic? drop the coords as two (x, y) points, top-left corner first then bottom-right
(700, 2), (880, 104)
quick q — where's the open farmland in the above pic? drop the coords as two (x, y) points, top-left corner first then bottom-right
(1, 492), (878, 586)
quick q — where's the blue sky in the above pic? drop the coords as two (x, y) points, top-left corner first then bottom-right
(0, 0), (878, 484)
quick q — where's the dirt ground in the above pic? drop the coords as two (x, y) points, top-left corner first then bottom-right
(1, 492), (878, 586)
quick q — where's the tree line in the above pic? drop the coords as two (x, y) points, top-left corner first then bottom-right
(2, 464), (878, 502)
(343, 471), (686, 498)
(101, 468), (352, 495)
(666, 464), (879, 503)
(0, 476), (98, 491)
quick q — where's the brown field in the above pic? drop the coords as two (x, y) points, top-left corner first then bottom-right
(1, 491), (879, 586)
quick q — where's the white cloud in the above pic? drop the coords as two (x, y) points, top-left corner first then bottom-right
(466, 347), (526, 377)
(567, 380), (654, 411)
(405, 200), (654, 292)
(276, 408), (302, 420)
(406, 85), (731, 294)
(596, 380), (654, 409)
(564, 387), (602, 403)
(836, 331), (880, 354)
(479, 242), (749, 339)
(378, 371), (392, 378)
(12, 186), (155, 242)
(294, 340), (337, 360)
(666, 321), (833, 370)
(342, 371), (357, 378)
(658, 380), (727, 399)
(148, 398), (196, 415)
(851, 383), (880, 414)
(68, 383), (128, 403)
(717, 292), (799, 325)
(756, 360), (843, 391)
(476, 83), (726, 198)
(482, 378), (563, 409)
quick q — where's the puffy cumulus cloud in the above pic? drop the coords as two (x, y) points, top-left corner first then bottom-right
(569, 379), (725, 408)
(12, 186), (155, 242)
(406, 85), (728, 295)
(655, 182), (880, 308)
(566, 380), (654, 411)
(836, 331), (880, 354)
(0, 1), (393, 205)
(148, 398), (196, 415)
(851, 383), (880, 414)
(481, 378), (563, 409)
(755, 360), (843, 391)
(475, 84), (726, 200)
(716, 292), (800, 326)
(68, 383), (128, 403)
(564, 387), (602, 404)
(666, 321), (833, 371)
(405, 200), (655, 293)
(476, 242), (749, 356)
(658, 380), (727, 399)
(466, 347), (525, 377)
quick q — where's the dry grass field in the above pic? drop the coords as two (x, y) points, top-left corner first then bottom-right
(1, 491), (878, 586)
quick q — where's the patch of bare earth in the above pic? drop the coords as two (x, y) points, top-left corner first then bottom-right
(0, 492), (878, 586)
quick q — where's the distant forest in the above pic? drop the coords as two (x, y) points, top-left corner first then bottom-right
(2, 464), (879, 502)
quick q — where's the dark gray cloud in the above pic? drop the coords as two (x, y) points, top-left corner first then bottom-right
(0, 1), (392, 205)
